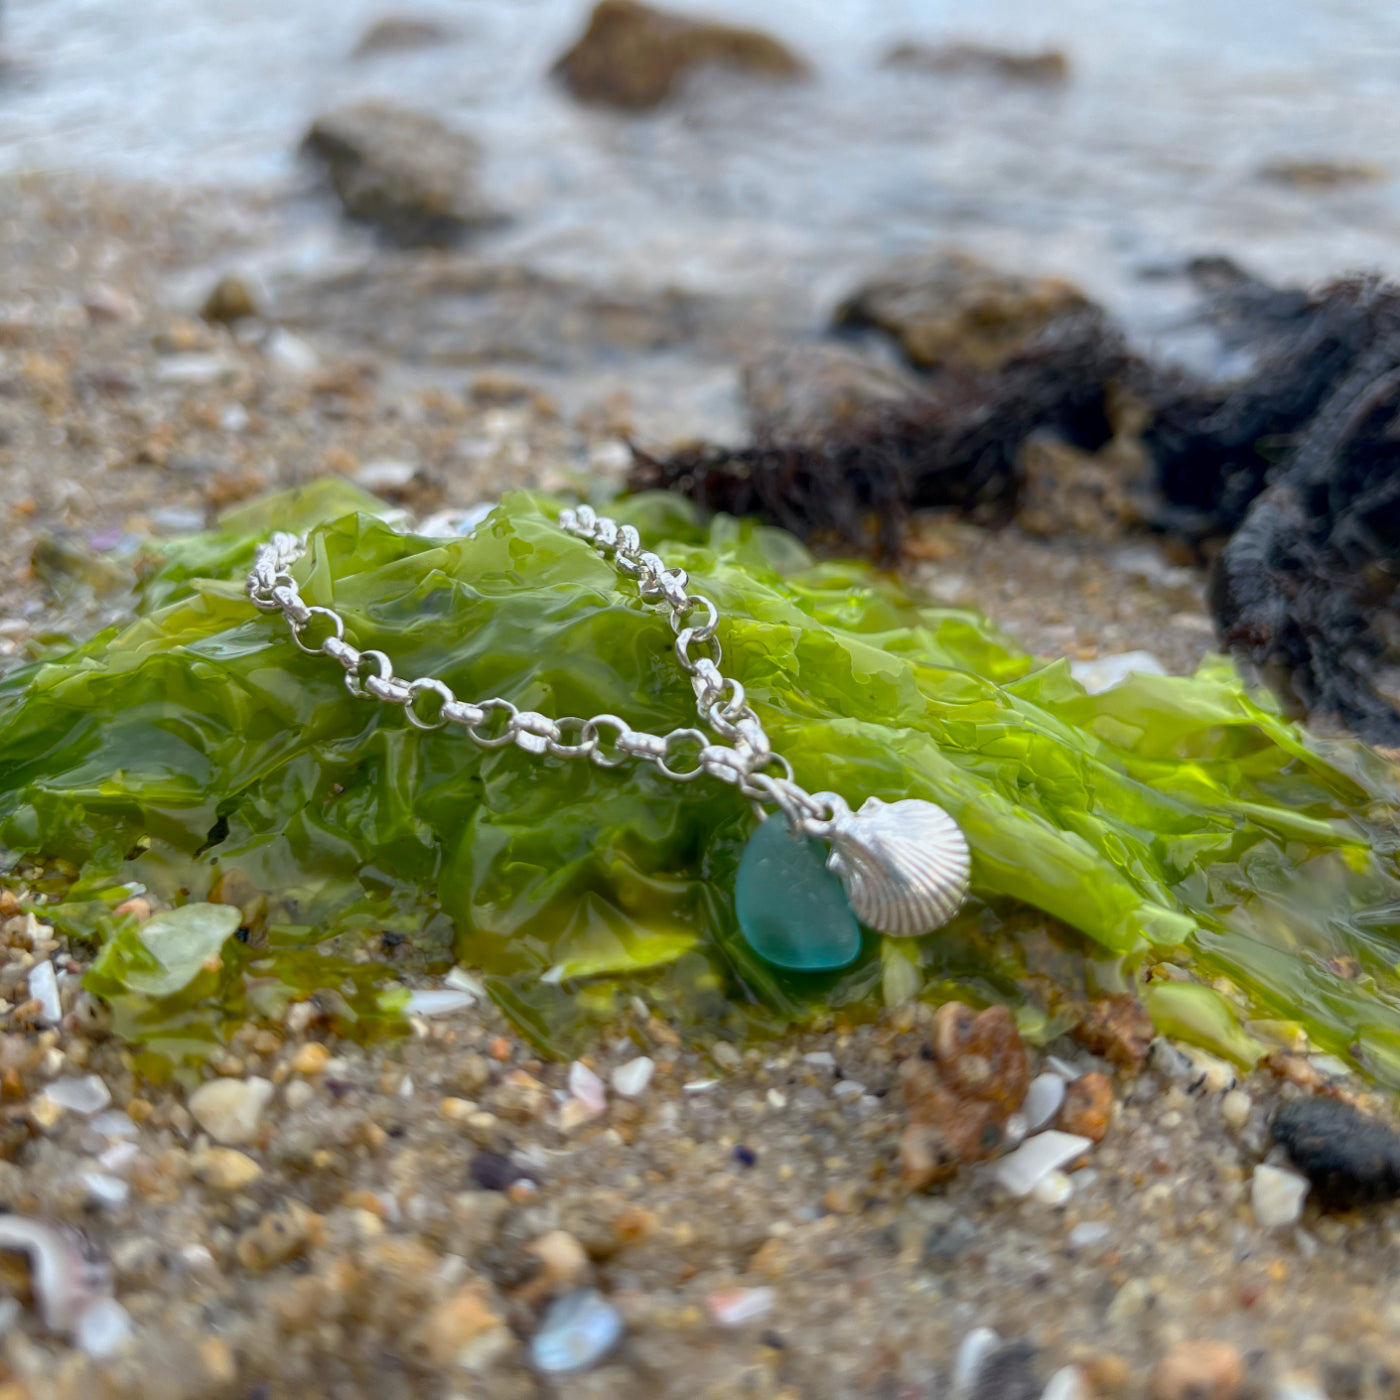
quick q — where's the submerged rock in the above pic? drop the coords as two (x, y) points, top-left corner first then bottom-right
(1257, 158), (1381, 190)
(351, 15), (457, 58)
(884, 41), (1069, 85)
(1272, 1097), (1400, 1207)
(302, 102), (501, 246)
(552, 0), (806, 111)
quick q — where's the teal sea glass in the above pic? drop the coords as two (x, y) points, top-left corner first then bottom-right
(734, 817), (862, 971)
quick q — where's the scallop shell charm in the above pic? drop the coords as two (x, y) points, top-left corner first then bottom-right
(809, 795), (971, 937)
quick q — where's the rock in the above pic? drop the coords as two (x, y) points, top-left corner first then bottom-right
(235, 1202), (319, 1270)
(417, 1285), (513, 1371)
(834, 251), (1102, 376)
(567, 1061), (607, 1117)
(884, 42), (1069, 84)
(200, 275), (259, 324)
(290, 1042), (330, 1076)
(352, 15), (457, 58)
(970, 1342), (1042, 1400)
(194, 1146), (264, 1192)
(1257, 158), (1380, 190)
(1021, 1073), (1066, 1133)
(552, 0), (806, 110)
(529, 1288), (624, 1374)
(707, 1286), (774, 1327)
(73, 1297), (133, 1359)
(1272, 1098), (1400, 1207)
(992, 1131), (1092, 1198)
(1148, 1340), (1245, 1400)
(188, 1076), (275, 1145)
(1041, 1367), (1090, 1400)
(79, 1172), (129, 1210)
(1070, 994), (1154, 1068)
(356, 459), (419, 494)
(263, 328), (320, 377)
(527, 1230), (590, 1296)
(37, 1075), (110, 1117)
(610, 1056), (654, 1097)
(1056, 1072), (1114, 1143)
(302, 101), (501, 246)
(1251, 1163), (1310, 1228)
(950, 1328), (1000, 1400)
(1221, 1089), (1252, 1130)
(900, 1003), (1029, 1190)
(27, 961), (61, 1026)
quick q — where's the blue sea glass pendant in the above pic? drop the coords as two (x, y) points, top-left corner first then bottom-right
(734, 816), (862, 971)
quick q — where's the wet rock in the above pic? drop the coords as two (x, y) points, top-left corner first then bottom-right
(1057, 1072), (1114, 1143)
(884, 42), (1069, 84)
(301, 101), (501, 246)
(188, 1075), (274, 1145)
(1257, 158), (1381, 190)
(351, 15), (457, 58)
(1070, 994), (1154, 1068)
(1272, 1097), (1400, 1207)
(835, 251), (1103, 377)
(552, 0), (806, 111)
(1148, 1340), (1244, 1400)
(200, 274), (259, 325)
(530, 1287), (624, 1374)
(899, 1002), (1029, 1190)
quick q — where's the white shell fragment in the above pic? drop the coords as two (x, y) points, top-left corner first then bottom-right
(40, 1076), (112, 1118)
(1251, 1163), (1310, 1229)
(610, 1056), (655, 1098)
(530, 1288), (624, 1374)
(404, 989), (477, 1018)
(0, 1217), (113, 1334)
(28, 961), (62, 1026)
(949, 1326), (1001, 1400)
(1022, 1073), (1067, 1133)
(707, 1286), (775, 1327)
(815, 795), (971, 936)
(992, 1131), (1092, 1197)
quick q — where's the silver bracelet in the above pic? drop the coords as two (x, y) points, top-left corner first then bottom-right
(246, 504), (970, 968)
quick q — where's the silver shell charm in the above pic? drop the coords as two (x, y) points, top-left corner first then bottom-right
(807, 795), (971, 937)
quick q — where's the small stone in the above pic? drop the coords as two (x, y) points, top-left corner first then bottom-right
(80, 1172), (129, 1210)
(530, 1288), (624, 1374)
(97, 1142), (140, 1175)
(418, 1285), (512, 1371)
(568, 1061), (607, 1117)
(200, 275), (259, 324)
(39, 1075), (111, 1117)
(950, 1327), (1000, 1400)
(1041, 1366), (1089, 1400)
(352, 15), (457, 57)
(1271, 1097), (1400, 1206)
(528, 1230), (590, 1293)
(1067, 1220), (1112, 1250)
(235, 1202), (318, 1270)
(469, 1150), (528, 1193)
(1221, 1089), (1252, 1130)
(1251, 1164), (1310, 1229)
(290, 1042), (330, 1076)
(195, 1147), (264, 1192)
(610, 1056), (654, 1097)
(1072, 994), (1155, 1068)
(188, 1077), (275, 1146)
(1022, 1073), (1065, 1132)
(405, 989), (477, 1018)
(1148, 1340), (1244, 1400)
(89, 1111), (138, 1140)
(1057, 1073), (1114, 1143)
(28, 962), (61, 1026)
(264, 329), (319, 377)
(356, 459), (419, 493)
(1029, 1169), (1073, 1206)
(1070, 651), (1166, 695)
(992, 1131), (1092, 1198)
(155, 353), (236, 386)
(707, 1286), (775, 1327)
(74, 1298), (133, 1359)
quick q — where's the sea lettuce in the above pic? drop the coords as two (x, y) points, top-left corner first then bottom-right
(4, 479), (1400, 1074)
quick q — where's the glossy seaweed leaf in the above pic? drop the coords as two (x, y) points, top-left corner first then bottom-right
(4, 478), (1400, 1075)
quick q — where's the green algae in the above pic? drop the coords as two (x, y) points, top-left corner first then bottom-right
(4, 478), (1400, 1074)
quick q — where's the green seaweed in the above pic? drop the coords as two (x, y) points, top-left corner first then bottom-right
(4, 479), (1400, 1074)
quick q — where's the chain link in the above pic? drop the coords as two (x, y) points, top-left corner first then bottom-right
(247, 508), (813, 820)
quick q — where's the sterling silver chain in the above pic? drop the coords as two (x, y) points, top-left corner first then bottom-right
(246, 504), (836, 831)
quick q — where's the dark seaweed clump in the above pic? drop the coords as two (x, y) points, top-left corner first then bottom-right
(629, 256), (1400, 746)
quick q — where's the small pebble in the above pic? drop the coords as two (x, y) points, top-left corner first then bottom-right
(263, 329), (319, 376)
(1067, 1220), (1112, 1250)
(40, 1075), (111, 1117)
(88, 1111), (139, 1140)
(529, 1288), (623, 1375)
(404, 989), (476, 1018)
(950, 1326), (1001, 1400)
(74, 1298), (133, 1359)
(1030, 1169), (1074, 1206)
(732, 1145), (757, 1168)
(1148, 1339), (1244, 1400)
(28, 961), (62, 1025)
(79, 1172), (129, 1210)
(567, 1061), (607, 1117)
(1220, 1089), (1252, 1130)
(356, 458), (419, 492)
(1042, 1366), (1089, 1400)
(195, 1147), (264, 1192)
(683, 1079), (718, 1093)
(992, 1131), (1092, 1198)
(97, 1142), (140, 1176)
(290, 1042), (330, 1076)
(1251, 1163), (1310, 1229)
(1070, 650), (1166, 693)
(832, 1079), (865, 1100)
(802, 1051), (836, 1068)
(707, 1286), (775, 1327)
(1022, 1073), (1066, 1132)
(610, 1056), (654, 1098)
(188, 1076), (275, 1146)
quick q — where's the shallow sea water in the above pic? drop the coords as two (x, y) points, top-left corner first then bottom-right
(3, 0), (1400, 347)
